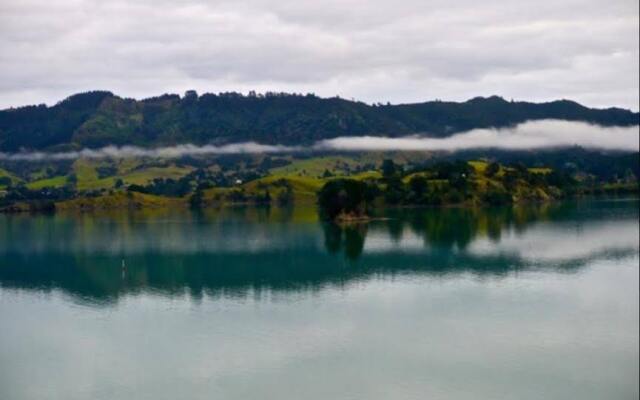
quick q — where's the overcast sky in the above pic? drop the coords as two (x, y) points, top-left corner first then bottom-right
(0, 0), (638, 110)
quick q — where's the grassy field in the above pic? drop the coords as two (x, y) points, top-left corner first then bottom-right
(0, 168), (21, 189)
(268, 153), (434, 178)
(349, 170), (382, 180)
(401, 171), (434, 183)
(56, 191), (184, 211)
(26, 176), (68, 190)
(120, 166), (193, 185)
(528, 167), (553, 174)
(68, 160), (192, 191)
(468, 160), (489, 173)
(2, 154), (572, 212)
(200, 167), (383, 206)
(203, 174), (325, 205)
(269, 155), (363, 177)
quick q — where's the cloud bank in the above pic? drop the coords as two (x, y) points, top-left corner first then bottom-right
(0, 143), (297, 162)
(317, 120), (640, 152)
(0, 120), (637, 162)
(0, 0), (638, 110)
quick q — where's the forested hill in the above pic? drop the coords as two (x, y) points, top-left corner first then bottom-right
(1, 91), (638, 151)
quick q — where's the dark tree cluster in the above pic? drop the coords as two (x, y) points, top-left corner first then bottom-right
(317, 179), (376, 220)
(128, 178), (192, 197)
(0, 185), (77, 211)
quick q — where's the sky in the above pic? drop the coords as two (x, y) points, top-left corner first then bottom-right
(0, 0), (638, 110)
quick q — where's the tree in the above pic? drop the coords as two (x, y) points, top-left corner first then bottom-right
(183, 90), (198, 100)
(384, 177), (405, 204)
(277, 186), (294, 206)
(381, 159), (397, 179)
(65, 173), (78, 190)
(127, 184), (148, 194)
(189, 188), (204, 209)
(409, 176), (428, 197)
(255, 190), (272, 205)
(482, 186), (513, 205)
(317, 179), (368, 220)
(485, 162), (500, 177)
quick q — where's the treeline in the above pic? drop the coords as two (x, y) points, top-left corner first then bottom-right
(0, 185), (75, 212)
(1, 91), (638, 151)
(2, 154), (638, 213)
(317, 159), (637, 220)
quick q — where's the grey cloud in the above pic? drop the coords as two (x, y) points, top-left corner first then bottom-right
(0, 0), (637, 109)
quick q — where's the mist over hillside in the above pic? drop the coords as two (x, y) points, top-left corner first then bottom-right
(0, 91), (637, 152)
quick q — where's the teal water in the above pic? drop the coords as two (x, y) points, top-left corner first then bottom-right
(1, 199), (638, 400)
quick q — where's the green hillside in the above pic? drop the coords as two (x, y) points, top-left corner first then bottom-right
(0, 152), (635, 213)
(1, 91), (637, 151)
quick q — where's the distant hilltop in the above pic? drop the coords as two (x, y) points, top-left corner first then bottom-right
(1, 91), (638, 152)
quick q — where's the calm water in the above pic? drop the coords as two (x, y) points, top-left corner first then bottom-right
(1, 199), (638, 400)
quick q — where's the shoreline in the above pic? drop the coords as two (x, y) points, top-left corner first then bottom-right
(2, 192), (637, 216)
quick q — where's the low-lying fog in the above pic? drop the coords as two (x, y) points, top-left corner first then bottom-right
(1, 120), (638, 161)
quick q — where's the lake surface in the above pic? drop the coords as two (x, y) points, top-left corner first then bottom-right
(1, 199), (638, 400)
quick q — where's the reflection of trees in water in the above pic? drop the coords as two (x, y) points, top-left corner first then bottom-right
(3, 242), (632, 306)
(324, 203), (559, 259)
(323, 223), (367, 260)
(413, 208), (478, 250)
(0, 199), (637, 304)
(321, 199), (639, 260)
(323, 223), (342, 254)
(385, 218), (404, 242)
(412, 205), (554, 250)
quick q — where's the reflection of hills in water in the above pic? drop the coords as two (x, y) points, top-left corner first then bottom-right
(0, 199), (638, 304)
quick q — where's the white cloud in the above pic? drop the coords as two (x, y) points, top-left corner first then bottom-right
(318, 120), (640, 152)
(0, 0), (637, 110)
(0, 120), (637, 161)
(0, 142), (297, 161)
